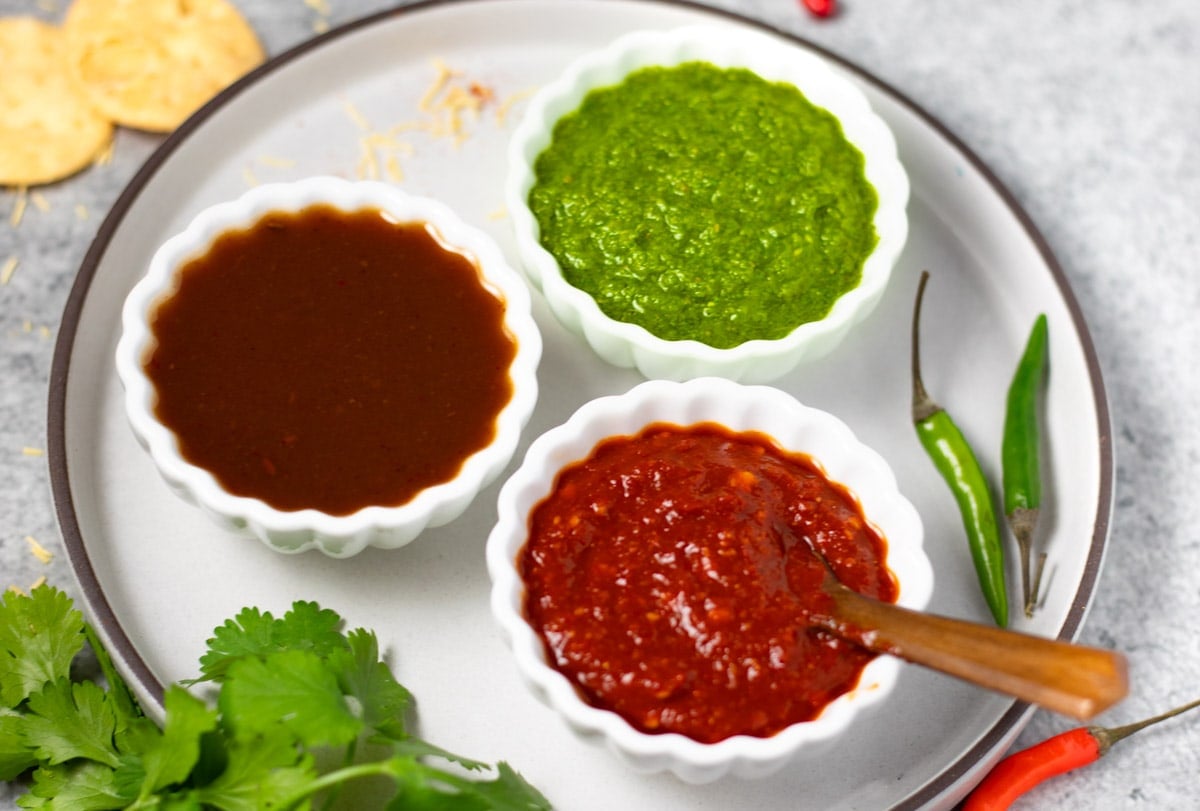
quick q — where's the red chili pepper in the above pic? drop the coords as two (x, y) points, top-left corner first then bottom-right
(801, 0), (836, 19)
(964, 697), (1200, 810)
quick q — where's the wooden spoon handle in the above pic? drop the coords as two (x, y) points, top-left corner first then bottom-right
(825, 585), (1128, 720)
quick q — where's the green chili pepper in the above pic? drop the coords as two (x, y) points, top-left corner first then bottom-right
(911, 271), (1008, 627)
(1002, 313), (1049, 618)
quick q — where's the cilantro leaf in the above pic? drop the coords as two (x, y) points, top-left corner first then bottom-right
(133, 686), (217, 798)
(379, 758), (551, 811)
(2, 589), (554, 810)
(190, 607), (279, 685)
(454, 762), (554, 811)
(0, 587), (86, 707)
(23, 679), (121, 769)
(191, 602), (347, 685)
(16, 761), (130, 810)
(152, 791), (207, 810)
(274, 601), (347, 656)
(329, 628), (412, 740)
(388, 737), (489, 773)
(193, 731), (314, 811)
(219, 649), (362, 747)
(0, 710), (37, 780)
(83, 624), (141, 732)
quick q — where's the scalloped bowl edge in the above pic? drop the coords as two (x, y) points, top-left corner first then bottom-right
(505, 25), (910, 384)
(486, 377), (931, 783)
(115, 177), (542, 557)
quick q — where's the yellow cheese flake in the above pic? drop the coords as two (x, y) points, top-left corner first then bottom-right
(28, 575), (47, 591)
(440, 85), (476, 142)
(342, 60), (500, 181)
(22, 320), (33, 333)
(423, 65), (496, 144)
(242, 167), (259, 187)
(487, 206), (507, 220)
(0, 256), (17, 285)
(496, 87), (536, 126)
(355, 137), (379, 180)
(384, 154), (404, 182)
(303, 0), (330, 14)
(419, 59), (458, 113)
(354, 132), (413, 181)
(39, 325), (51, 339)
(75, 203), (90, 220)
(7, 585), (27, 597)
(93, 140), (115, 166)
(312, 17), (330, 34)
(343, 100), (372, 132)
(30, 191), (50, 212)
(22, 447), (45, 457)
(363, 133), (408, 152)
(27, 535), (54, 564)
(257, 155), (296, 169)
(9, 186), (28, 227)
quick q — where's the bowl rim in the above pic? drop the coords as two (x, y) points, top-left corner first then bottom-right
(115, 175), (542, 557)
(505, 24), (911, 382)
(486, 376), (931, 781)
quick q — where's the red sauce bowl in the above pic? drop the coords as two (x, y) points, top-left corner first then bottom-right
(116, 177), (542, 557)
(486, 377), (931, 783)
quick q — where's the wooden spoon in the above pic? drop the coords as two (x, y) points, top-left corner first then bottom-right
(802, 539), (1128, 720)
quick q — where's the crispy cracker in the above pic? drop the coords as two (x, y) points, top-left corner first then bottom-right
(0, 18), (113, 186)
(63, 0), (265, 133)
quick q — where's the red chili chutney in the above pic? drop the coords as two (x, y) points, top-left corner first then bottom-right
(521, 423), (898, 743)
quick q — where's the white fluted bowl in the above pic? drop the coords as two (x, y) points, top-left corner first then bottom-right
(507, 25), (909, 383)
(487, 377), (931, 783)
(116, 177), (542, 557)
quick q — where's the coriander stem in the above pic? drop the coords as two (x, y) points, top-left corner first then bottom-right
(275, 761), (396, 810)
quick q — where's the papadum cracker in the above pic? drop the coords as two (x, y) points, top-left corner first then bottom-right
(0, 18), (113, 186)
(64, 0), (265, 133)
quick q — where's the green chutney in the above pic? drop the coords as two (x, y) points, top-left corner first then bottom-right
(529, 61), (879, 349)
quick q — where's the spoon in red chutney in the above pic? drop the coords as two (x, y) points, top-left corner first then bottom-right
(799, 535), (1128, 721)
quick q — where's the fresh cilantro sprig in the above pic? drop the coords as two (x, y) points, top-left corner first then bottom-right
(0, 586), (552, 810)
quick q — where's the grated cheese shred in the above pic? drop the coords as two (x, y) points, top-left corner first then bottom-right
(26, 535), (54, 564)
(496, 87), (536, 125)
(343, 59), (505, 182)
(257, 155), (296, 169)
(9, 186), (28, 227)
(343, 100), (372, 133)
(93, 141), (115, 167)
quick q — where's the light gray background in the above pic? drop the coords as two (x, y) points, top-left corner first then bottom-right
(1, 0), (1197, 808)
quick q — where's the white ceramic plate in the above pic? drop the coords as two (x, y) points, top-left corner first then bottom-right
(48, 2), (1112, 809)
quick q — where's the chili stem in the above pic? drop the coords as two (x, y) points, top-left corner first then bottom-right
(910, 271), (939, 423)
(1090, 696), (1200, 754)
(1030, 552), (1048, 612)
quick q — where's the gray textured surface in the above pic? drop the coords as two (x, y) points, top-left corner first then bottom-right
(2, 0), (1198, 808)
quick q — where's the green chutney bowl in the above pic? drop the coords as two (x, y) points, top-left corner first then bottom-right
(506, 24), (909, 384)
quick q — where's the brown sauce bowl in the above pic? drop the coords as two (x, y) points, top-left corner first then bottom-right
(116, 177), (541, 557)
